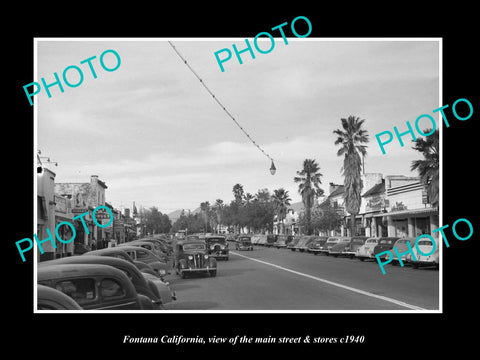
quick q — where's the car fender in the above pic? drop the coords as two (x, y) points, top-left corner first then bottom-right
(209, 257), (217, 268)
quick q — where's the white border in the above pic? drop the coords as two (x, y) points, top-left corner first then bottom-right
(33, 37), (442, 314)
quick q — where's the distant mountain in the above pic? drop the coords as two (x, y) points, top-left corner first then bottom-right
(167, 207), (201, 222)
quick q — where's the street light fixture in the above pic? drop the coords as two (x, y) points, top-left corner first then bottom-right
(270, 160), (276, 175)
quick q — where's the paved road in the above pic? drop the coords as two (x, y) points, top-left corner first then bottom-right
(163, 244), (439, 311)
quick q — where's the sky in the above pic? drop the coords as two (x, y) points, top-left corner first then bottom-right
(36, 38), (440, 214)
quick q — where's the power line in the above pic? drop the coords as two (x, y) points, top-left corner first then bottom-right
(168, 41), (275, 164)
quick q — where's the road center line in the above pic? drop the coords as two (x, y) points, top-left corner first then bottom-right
(230, 251), (426, 310)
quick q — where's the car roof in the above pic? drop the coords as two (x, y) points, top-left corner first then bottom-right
(39, 255), (143, 274)
(37, 284), (83, 310)
(38, 263), (129, 281)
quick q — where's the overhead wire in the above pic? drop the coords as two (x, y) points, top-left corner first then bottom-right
(167, 41), (275, 165)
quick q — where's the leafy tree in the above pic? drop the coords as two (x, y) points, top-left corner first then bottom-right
(144, 207), (172, 234)
(333, 116), (369, 236)
(411, 129), (439, 207)
(294, 159), (324, 235)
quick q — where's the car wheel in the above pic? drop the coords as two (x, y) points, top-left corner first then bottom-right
(180, 270), (187, 279)
(225, 257), (229, 261)
(210, 270), (217, 277)
(412, 263), (419, 269)
(359, 257), (364, 261)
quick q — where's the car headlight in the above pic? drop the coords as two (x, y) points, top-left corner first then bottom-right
(204, 255), (209, 259)
(188, 255), (193, 260)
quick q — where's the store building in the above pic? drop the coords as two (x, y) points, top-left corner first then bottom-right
(37, 167), (57, 262)
(383, 175), (438, 239)
(55, 175), (108, 249)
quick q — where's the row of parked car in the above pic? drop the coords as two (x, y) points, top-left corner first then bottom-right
(37, 236), (177, 310)
(229, 234), (439, 269)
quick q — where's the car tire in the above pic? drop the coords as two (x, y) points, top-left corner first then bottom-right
(412, 263), (419, 269)
(359, 257), (364, 261)
(180, 270), (187, 279)
(209, 270), (217, 277)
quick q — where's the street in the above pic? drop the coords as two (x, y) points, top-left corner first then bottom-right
(163, 244), (439, 311)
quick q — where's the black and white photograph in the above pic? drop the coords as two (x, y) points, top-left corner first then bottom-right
(8, 6), (478, 356)
(33, 38), (441, 312)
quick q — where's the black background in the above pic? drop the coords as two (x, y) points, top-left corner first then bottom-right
(6, 4), (478, 355)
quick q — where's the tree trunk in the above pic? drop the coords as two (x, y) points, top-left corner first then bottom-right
(350, 213), (356, 237)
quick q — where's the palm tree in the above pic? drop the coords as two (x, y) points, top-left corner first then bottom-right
(333, 115), (369, 237)
(272, 188), (292, 234)
(294, 159), (324, 235)
(232, 184), (244, 204)
(200, 201), (210, 233)
(243, 192), (254, 203)
(411, 129), (439, 207)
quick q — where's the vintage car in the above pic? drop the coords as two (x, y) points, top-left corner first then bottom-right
(236, 235), (254, 250)
(265, 234), (278, 247)
(256, 234), (268, 246)
(390, 237), (417, 265)
(294, 235), (316, 252)
(119, 241), (170, 263)
(342, 236), (369, 258)
(326, 237), (352, 257)
(287, 236), (302, 251)
(83, 247), (162, 278)
(317, 237), (342, 255)
(39, 255), (173, 307)
(38, 263), (154, 310)
(74, 243), (91, 255)
(372, 237), (401, 260)
(307, 236), (329, 254)
(273, 235), (291, 249)
(115, 245), (170, 274)
(174, 239), (217, 278)
(205, 235), (229, 260)
(141, 238), (173, 255)
(355, 237), (379, 261)
(37, 284), (83, 310)
(406, 237), (439, 269)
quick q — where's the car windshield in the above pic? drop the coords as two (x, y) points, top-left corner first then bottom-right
(396, 240), (407, 245)
(352, 239), (365, 244)
(183, 243), (206, 251)
(366, 240), (377, 244)
(239, 238), (251, 242)
(379, 239), (393, 244)
(327, 239), (338, 243)
(417, 240), (433, 246)
(208, 238), (225, 244)
(340, 238), (350, 242)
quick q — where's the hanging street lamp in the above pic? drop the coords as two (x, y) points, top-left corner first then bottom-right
(270, 160), (276, 175)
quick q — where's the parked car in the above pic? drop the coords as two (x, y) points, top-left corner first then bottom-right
(174, 239), (217, 278)
(307, 236), (329, 254)
(294, 236), (316, 252)
(39, 255), (173, 307)
(205, 235), (229, 260)
(372, 237), (401, 261)
(342, 236), (369, 258)
(406, 237), (439, 269)
(38, 264), (153, 310)
(256, 235), (268, 246)
(138, 238), (173, 256)
(273, 235), (290, 249)
(265, 235), (278, 247)
(317, 237), (342, 255)
(37, 284), (83, 310)
(226, 233), (236, 242)
(236, 235), (254, 250)
(355, 238), (379, 261)
(120, 241), (170, 263)
(390, 237), (416, 265)
(328, 237), (353, 257)
(287, 236), (302, 251)
(84, 247), (161, 278)
(115, 245), (170, 275)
